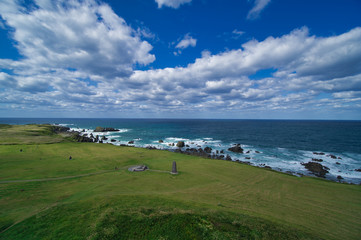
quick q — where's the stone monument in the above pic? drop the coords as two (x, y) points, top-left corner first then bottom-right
(171, 161), (178, 174)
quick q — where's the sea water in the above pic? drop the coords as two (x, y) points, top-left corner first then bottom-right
(1, 118), (361, 183)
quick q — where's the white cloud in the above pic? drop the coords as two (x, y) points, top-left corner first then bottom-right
(175, 34), (197, 49)
(122, 27), (361, 113)
(173, 34), (197, 56)
(155, 0), (192, 9)
(232, 29), (245, 39)
(247, 0), (271, 20)
(0, 0), (155, 78)
(1, 1), (361, 118)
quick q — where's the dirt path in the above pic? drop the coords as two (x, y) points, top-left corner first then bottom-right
(0, 170), (116, 184)
(0, 167), (171, 184)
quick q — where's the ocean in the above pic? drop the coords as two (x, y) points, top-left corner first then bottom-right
(1, 118), (361, 184)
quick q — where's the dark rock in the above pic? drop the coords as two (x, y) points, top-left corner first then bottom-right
(337, 175), (344, 180)
(94, 127), (119, 132)
(216, 150), (219, 154)
(94, 126), (104, 132)
(186, 145), (190, 147)
(128, 141), (134, 144)
(101, 136), (107, 141)
(171, 143), (175, 146)
(186, 148), (198, 153)
(99, 140), (103, 143)
(105, 128), (119, 132)
(69, 156), (72, 160)
(50, 125), (70, 133)
(246, 150), (250, 154)
(301, 162), (329, 178)
(111, 139), (116, 142)
(245, 157), (251, 160)
(327, 154), (337, 159)
(204, 147), (212, 153)
(70, 132), (94, 142)
(338, 157), (342, 160)
(255, 151), (260, 154)
(313, 152), (325, 155)
(355, 169), (361, 172)
(312, 158), (323, 162)
(336, 162), (341, 165)
(146, 146), (157, 150)
(228, 145), (244, 153)
(225, 155), (232, 161)
(220, 150), (224, 154)
(239, 161), (251, 165)
(264, 166), (272, 169)
(176, 141), (185, 148)
(159, 140), (164, 143)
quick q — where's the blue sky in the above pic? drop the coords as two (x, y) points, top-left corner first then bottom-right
(0, 0), (361, 119)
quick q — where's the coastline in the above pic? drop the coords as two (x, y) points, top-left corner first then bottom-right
(62, 124), (361, 184)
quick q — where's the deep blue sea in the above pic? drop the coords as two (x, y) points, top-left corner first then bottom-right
(1, 118), (361, 183)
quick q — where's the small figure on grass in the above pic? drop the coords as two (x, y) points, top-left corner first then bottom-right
(20, 149), (23, 152)
(69, 156), (72, 160)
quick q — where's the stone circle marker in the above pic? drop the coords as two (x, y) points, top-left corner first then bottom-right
(128, 165), (148, 172)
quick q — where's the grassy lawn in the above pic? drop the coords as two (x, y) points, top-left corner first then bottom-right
(0, 125), (360, 239)
(0, 124), (65, 145)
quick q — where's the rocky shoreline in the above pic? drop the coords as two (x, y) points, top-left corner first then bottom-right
(56, 125), (360, 184)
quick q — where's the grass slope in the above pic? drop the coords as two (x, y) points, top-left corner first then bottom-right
(0, 124), (65, 145)
(0, 125), (360, 239)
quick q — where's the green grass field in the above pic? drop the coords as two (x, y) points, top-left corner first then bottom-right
(0, 125), (360, 239)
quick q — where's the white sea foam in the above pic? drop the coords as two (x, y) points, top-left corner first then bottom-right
(57, 123), (74, 127)
(66, 126), (361, 183)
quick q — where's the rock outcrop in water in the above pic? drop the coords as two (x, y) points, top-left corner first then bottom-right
(312, 158), (323, 162)
(313, 152), (325, 155)
(70, 132), (94, 142)
(204, 147), (212, 153)
(176, 141), (185, 148)
(94, 126), (119, 132)
(302, 162), (330, 178)
(228, 144), (244, 153)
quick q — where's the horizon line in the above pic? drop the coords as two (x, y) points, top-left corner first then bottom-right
(1, 117), (361, 121)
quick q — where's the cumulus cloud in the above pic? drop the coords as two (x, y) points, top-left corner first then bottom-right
(155, 0), (192, 9)
(174, 34), (197, 55)
(1, 0), (361, 118)
(0, 0), (155, 78)
(232, 29), (245, 39)
(247, 0), (271, 20)
(124, 27), (361, 114)
(175, 34), (197, 49)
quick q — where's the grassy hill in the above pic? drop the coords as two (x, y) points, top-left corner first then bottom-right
(0, 125), (360, 239)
